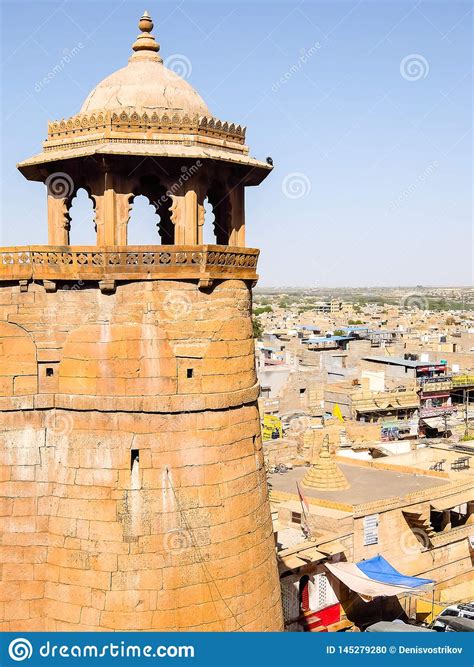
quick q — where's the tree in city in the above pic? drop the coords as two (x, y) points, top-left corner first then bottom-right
(253, 317), (263, 339)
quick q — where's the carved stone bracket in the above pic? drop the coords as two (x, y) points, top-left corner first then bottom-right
(43, 279), (57, 293)
(99, 279), (116, 294)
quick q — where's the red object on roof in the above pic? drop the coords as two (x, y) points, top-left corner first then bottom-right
(302, 604), (341, 632)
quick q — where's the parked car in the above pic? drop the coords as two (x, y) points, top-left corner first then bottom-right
(431, 603), (474, 631)
(365, 621), (435, 632)
(445, 617), (474, 632)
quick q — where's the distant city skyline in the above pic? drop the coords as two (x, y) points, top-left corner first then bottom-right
(1, 0), (472, 286)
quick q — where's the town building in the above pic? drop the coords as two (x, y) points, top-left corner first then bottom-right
(271, 444), (473, 631)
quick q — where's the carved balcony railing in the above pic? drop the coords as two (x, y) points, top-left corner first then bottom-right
(0, 245), (259, 284)
(417, 376), (453, 393)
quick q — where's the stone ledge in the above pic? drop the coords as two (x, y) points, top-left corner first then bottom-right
(0, 245), (259, 284)
(0, 383), (260, 414)
(431, 523), (473, 548)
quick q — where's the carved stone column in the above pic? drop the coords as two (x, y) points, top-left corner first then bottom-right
(115, 193), (133, 245)
(169, 188), (185, 245)
(196, 179), (207, 245)
(96, 172), (116, 245)
(164, 172), (204, 245)
(228, 181), (245, 247)
(47, 195), (70, 245)
(92, 173), (133, 246)
(183, 183), (199, 245)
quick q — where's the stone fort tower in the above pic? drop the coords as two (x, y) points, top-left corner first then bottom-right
(0, 12), (283, 631)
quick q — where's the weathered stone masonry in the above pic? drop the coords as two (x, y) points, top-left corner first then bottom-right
(0, 12), (283, 632)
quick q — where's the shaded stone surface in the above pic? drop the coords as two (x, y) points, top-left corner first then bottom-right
(0, 280), (283, 631)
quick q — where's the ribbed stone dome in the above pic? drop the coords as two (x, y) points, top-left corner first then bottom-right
(80, 11), (210, 117)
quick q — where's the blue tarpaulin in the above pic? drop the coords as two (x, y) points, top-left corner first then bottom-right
(356, 555), (433, 589)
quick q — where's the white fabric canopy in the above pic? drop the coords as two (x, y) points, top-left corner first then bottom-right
(325, 562), (428, 600)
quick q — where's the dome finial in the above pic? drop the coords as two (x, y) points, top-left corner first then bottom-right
(139, 10), (152, 32)
(131, 10), (162, 62)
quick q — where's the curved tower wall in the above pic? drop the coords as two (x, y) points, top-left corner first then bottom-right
(1, 11), (283, 632)
(0, 278), (283, 631)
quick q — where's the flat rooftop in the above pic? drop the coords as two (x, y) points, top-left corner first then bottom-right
(363, 355), (444, 368)
(382, 446), (474, 477)
(269, 463), (448, 506)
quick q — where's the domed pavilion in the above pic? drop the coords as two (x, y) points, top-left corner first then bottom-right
(18, 11), (270, 253)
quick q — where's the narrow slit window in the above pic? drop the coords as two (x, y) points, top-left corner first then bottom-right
(130, 449), (140, 469)
(187, 368), (194, 379)
(130, 449), (140, 490)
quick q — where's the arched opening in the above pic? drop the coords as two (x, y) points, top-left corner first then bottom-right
(128, 176), (174, 245)
(203, 197), (217, 244)
(127, 195), (162, 245)
(67, 188), (96, 245)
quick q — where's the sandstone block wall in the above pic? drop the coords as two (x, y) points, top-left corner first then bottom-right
(353, 504), (473, 600)
(0, 279), (283, 631)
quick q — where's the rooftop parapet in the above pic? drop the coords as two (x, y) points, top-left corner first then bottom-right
(0, 245), (259, 290)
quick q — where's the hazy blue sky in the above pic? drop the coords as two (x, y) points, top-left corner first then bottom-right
(1, 0), (472, 286)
